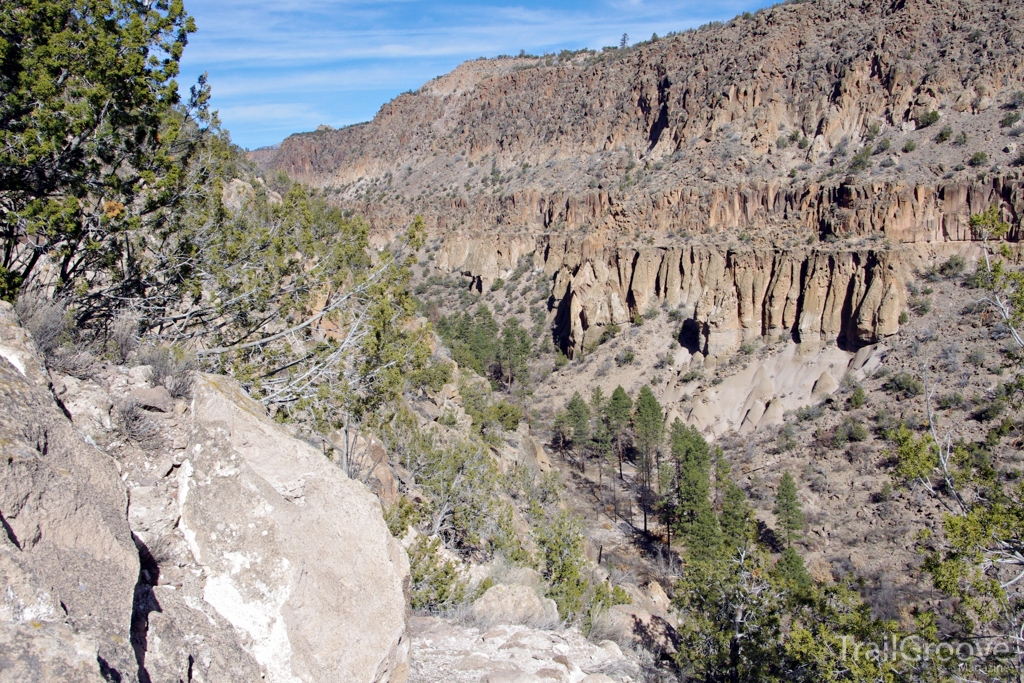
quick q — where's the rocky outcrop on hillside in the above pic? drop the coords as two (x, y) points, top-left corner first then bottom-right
(0, 303), (410, 683)
(0, 309), (139, 681)
(256, 0), (1024, 243)
(436, 233), (907, 354)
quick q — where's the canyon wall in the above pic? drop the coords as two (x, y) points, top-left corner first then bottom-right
(437, 235), (910, 355)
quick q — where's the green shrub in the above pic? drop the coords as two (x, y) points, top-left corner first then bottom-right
(385, 497), (422, 536)
(973, 399), (1006, 422)
(968, 151), (988, 167)
(777, 424), (798, 452)
(409, 361), (453, 392)
(797, 137), (810, 149)
(848, 146), (873, 172)
(938, 255), (966, 277)
(847, 386), (867, 409)
(935, 126), (952, 143)
(916, 110), (940, 128)
(408, 537), (468, 613)
(599, 323), (621, 344)
(903, 140), (917, 153)
(795, 404), (823, 422)
(874, 138), (891, 154)
(643, 307), (660, 321)
(1001, 112), (1022, 128)
(908, 295), (932, 315)
(490, 278), (505, 291)
(953, 131), (968, 146)
(615, 348), (636, 366)
(680, 369), (703, 383)
(536, 511), (589, 619)
(937, 392), (965, 410)
(898, 311), (910, 325)
(777, 136), (790, 149)
(554, 351), (569, 368)
(833, 417), (869, 448)
(884, 373), (923, 397)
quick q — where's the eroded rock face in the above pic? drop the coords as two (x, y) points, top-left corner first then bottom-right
(0, 302), (411, 683)
(0, 302), (139, 681)
(438, 234), (906, 354)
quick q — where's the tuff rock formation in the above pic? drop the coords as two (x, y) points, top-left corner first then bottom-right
(436, 232), (907, 354)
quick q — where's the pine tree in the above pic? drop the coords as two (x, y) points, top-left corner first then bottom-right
(604, 386), (632, 479)
(773, 546), (812, 594)
(774, 472), (804, 546)
(565, 391), (591, 471)
(633, 386), (664, 533)
(715, 450), (755, 551)
(497, 317), (531, 390)
(670, 419), (719, 557)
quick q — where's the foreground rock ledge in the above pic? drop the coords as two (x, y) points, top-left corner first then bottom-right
(179, 374), (411, 683)
(0, 301), (411, 683)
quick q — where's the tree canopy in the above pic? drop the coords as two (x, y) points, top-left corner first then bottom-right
(0, 0), (210, 300)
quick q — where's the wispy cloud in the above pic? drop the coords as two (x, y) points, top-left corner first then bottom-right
(179, 0), (771, 148)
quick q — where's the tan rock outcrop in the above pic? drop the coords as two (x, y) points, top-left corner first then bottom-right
(469, 584), (559, 628)
(0, 302), (412, 683)
(438, 233), (906, 355)
(0, 302), (139, 681)
(167, 375), (412, 683)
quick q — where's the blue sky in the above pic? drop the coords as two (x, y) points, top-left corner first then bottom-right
(178, 0), (773, 150)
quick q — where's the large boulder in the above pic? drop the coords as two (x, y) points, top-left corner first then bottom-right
(0, 301), (411, 683)
(469, 584), (559, 628)
(175, 374), (411, 683)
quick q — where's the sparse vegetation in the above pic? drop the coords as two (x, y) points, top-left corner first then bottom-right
(915, 110), (940, 128)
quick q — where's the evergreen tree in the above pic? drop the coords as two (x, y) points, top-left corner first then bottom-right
(632, 385), (663, 533)
(772, 546), (812, 594)
(591, 414), (613, 491)
(604, 386), (632, 479)
(565, 391), (590, 471)
(774, 472), (804, 546)
(716, 450), (755, 551)
(670, 419), (720, 558)
(469, 305), (499, 371)
(497, 317), (531, 389)
(565, 391), (591, 443)
(0, 0), (208, 301)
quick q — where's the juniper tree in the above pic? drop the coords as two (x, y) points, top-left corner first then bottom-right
(0, 0), (210, 301)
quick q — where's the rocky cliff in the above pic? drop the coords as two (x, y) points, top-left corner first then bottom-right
(256, 0), (1024, 244)
(437, 233), (909, 354)
(0, 303), (410, 683)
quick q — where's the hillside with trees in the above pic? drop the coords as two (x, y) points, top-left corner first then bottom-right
(6, 1), (1024, 683)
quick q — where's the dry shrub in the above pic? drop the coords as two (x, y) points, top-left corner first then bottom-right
(15, 290), (68, 356)
(110, 312), (139, 363)
(137, 345), (196, 398)
(116, 397), (159, 444)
